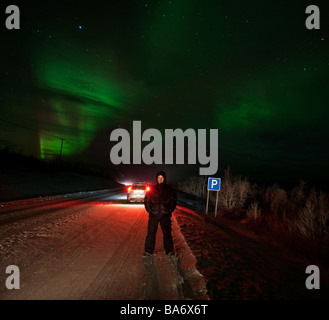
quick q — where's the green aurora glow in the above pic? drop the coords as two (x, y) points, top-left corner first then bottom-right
(33, 42), (142, 159)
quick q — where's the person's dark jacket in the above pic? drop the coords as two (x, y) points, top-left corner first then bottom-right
(144, 171), (177, 218)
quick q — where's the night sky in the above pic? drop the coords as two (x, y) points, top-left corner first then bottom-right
(1, 0), (328, 186)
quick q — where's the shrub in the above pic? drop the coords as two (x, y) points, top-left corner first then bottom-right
(219, 168), (251, 211)
(246, 201), (262, 224)
(293, 188), (329, 241)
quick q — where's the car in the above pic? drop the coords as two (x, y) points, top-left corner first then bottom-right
(126, 182), (151, 203)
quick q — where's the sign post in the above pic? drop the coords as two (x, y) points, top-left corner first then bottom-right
(206, 177), (221, 217)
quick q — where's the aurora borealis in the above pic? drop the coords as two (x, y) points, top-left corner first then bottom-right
(0, 0), (328, 186)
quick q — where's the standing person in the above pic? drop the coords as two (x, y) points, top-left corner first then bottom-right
(143, 171), (177, 257)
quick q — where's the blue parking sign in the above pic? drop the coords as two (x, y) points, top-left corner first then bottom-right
(208, 178), (221, 191)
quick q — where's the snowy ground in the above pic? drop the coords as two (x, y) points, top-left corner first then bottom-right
(0, 189), (208, 300)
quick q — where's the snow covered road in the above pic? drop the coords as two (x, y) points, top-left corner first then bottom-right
(0, 189), (208, 300)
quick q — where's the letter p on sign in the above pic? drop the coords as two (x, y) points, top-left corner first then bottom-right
(208, 178), (221, 191)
